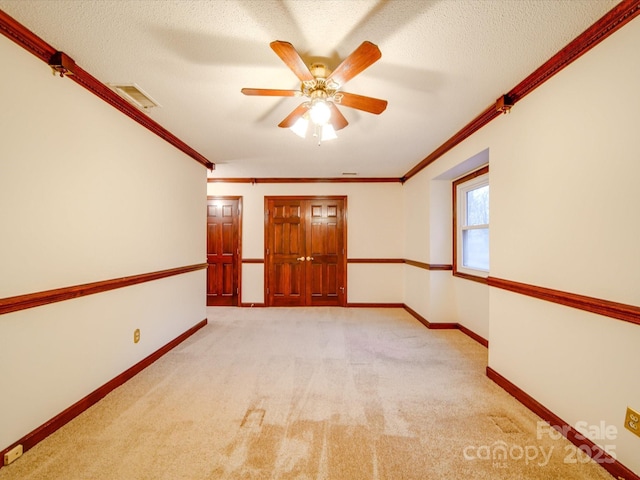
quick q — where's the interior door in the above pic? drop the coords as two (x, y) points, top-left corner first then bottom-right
(266, 197), (346, 306)
(207, 197), (240, 306)
(266, 198), (306, 306)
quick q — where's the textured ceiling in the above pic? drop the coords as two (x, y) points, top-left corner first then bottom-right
(0, 0), (618, 178)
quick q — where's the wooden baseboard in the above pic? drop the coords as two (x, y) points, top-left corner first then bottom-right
(0, 318), (207, 469)
(347, 303), (404, 308)
(402, 304), (488, 346)
(487, 367), (639, 480)
(403, 304), (432, 328)
(457, 323), (489, 347)
(237, 303), (404, 308)
(231, 301), (490, 347)
(403, 304), (458, 329)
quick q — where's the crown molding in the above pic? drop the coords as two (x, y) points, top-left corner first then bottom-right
(0, 10), (214, 170)
(208, 177), (401, 184)
(402, 0), (640, 182)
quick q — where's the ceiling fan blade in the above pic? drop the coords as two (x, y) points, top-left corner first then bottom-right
(339, 92), (388, 114)
(326, 41), (382, 87)
(328, 103), (349, 131)
(278, 103), (309, 128)
(241, 88), (298, 97)
(270, 40), (314, 82)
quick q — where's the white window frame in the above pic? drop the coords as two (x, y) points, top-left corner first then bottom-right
(454, 167), (489, 279)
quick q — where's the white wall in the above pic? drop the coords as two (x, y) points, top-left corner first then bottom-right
(452, 278), (489, 339)
(489, 17), (640, 474)
(403, 143), (489, 328)
(348, 263), (404, 304)
(404, 15), (640, 475)
(0, 35), (207, 451)
(207, 182), (404, 304)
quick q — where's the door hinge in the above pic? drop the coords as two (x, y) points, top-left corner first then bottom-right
(266, 287), (270, 294)
(266, 248), (269, 255)
(236, 287), (239, 294)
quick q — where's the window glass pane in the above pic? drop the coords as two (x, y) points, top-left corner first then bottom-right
(462, 228), (489, 270)
(466, 185), (489, 226)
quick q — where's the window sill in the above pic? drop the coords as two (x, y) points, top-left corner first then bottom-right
(453, 271), (489, 284)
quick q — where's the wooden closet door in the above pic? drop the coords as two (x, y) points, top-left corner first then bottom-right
(306, 199), (345, 306)
(266, 198), (306, 306)
(207, 198), (239, 306)
(266, 197), (346, 307)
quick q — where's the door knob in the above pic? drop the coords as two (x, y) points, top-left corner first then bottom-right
(297, 257), (305, 261)
(306, 256), (314, 261)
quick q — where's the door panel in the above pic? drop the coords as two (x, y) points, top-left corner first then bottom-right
(307, 200), (344, 305)
(268, 199), (306, 306)
(266, 197), (346, 306)
(207, 197), (240, 306)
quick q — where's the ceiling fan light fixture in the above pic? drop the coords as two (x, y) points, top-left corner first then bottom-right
(321, 124), (337, 142)
(309, 99), (331, 125)
(290, 117), (309, 138)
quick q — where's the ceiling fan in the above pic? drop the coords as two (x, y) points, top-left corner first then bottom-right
(241, 40), (387, 142)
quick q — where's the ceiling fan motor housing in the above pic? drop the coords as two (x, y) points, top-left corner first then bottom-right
(309, 63), (330, 79)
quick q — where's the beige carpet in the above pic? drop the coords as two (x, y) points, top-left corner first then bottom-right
(0, 307), (613, 479)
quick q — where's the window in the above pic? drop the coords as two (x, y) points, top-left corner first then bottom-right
(453, 166), (489, 281)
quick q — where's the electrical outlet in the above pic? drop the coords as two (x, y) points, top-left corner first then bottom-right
(624, 406), (640, 438)
(4, 444), (23, 466)
(133, 328), (140, 344)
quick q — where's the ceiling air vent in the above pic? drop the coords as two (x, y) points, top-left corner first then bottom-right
(109, 83), (160, 109)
